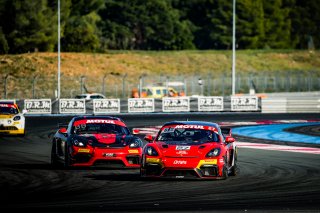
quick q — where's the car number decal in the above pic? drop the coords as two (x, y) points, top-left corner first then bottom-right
(176, 146), (190, 150)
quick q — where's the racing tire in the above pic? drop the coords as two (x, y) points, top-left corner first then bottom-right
(229, 164), (238, 176)
(64, 144), (73, 169)
(229, 151), (238, 176)
(222, 166), (228, 180)
(51, 141), (61, 168)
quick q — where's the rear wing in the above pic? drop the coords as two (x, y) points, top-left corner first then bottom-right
(0, 99), (16, 104)
(58, 123), (68, 128)
(221, 127), (232, 137)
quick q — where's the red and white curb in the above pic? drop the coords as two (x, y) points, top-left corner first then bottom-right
(237, 142), (320, 155)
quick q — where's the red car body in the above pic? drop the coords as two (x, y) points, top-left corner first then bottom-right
(51, 116), (143, 168)
(141, 121), (238, 179)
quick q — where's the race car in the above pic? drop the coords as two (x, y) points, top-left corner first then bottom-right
(50, 115), (143, 168)
(0, 100), (25, 136)
(140, 121), (238, 179)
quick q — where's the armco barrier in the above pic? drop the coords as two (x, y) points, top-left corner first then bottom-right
(261, 96), (320, 113)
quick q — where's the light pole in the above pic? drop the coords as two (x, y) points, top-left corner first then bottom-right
(122, 73), (127, 98)
(231, 0), (236, 95)
(57, 0), (61, 99)
(80, 76), (86, 94)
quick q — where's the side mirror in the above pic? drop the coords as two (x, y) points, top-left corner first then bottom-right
(144, 135), (154, 142)
(58, 127), (67, 134)
(225, 136), (235, 143)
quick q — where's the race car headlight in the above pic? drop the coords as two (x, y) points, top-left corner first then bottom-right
(145, 146), (158, 156)
(72, 139), (86, 147)
(13, 116), (21, 121)
(206, 148), (220, 157)
(129, 140), (140, 148)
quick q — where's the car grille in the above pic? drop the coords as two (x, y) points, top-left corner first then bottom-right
(199, 165), (218, 176)
(145, 164), (162, 176)
(126, 155), (140, 165)
(93, 159), (126, 168)
(0, 126), (18, 130)
(163, 169), (199, 178)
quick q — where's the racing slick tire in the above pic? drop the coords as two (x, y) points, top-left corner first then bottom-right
(51, 141), (61, 168)
(229, 151), (238, 176)
(222, 166), (228, 180)
(64, 144), (73, 169)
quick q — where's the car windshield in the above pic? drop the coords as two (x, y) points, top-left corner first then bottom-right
(0, 106), (19, 114)
(156, 127), (220, 145)
(73, 123), (128, 135)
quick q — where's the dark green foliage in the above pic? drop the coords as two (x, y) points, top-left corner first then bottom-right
(0, 0), (318, 52)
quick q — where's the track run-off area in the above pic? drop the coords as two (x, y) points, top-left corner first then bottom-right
(0, 112), (319, 213)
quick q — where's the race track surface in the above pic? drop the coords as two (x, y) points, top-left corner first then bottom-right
(0, 113), (320, 213)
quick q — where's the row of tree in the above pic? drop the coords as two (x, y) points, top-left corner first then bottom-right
(0, 0), (319, 53)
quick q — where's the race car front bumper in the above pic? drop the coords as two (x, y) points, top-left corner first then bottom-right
(141, 157), (226, 179)
(69, 146), (142, 168)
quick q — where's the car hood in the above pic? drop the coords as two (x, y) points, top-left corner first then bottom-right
(154, 141), (219, 157)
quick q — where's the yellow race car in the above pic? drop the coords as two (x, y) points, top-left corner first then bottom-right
(0, 100), (25, 136)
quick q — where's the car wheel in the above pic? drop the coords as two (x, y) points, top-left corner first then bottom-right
(51, 141), (61, 168)
(229, 164), (238, 176)
(64, 144), (72, 169)
(222, 166), (228, 180)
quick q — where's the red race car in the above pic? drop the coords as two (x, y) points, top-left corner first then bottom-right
(141, 121), (238, 179)
(51, 116), (143, 168)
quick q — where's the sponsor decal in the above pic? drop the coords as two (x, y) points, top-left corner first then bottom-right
(103, 153), (115, 157)
(196, 159), (217, 169)
(24, 99), (51, 114)
(128, 98), (154, 113)
(198, 96), (224, 111)
(128, 149), (139, 153)
(173, 160), (187, 165)
(176, 151), (188, 155)
(86, 119), (115, 124)
(59, 99), (86, 114)
(146, 158), (161, 163)
(231, 96), (258, 111)
(176, 146), (191, 150)
(175, 125), (204, 129)
(77, 148), (90, 153)
(162, 97), (190, 112)
(93, 99), (120, 114)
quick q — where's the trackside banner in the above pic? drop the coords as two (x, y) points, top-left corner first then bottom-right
(93, 99), (120, 114)
(162, 97), (190, 112)
(59, 99), (86, 114)
(198, 96), (224, 111)
(128, 98), (154, 113)
(24, 99), (52, 114)
(231, 96), (258, 111)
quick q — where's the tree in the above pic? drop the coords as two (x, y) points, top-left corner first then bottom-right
(99, 0), (194, 50)
(2, 0), (57, 53)
(61, 0), (104, 52)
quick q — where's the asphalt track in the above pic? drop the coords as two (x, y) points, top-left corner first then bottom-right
(0, 113), (320, 213)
